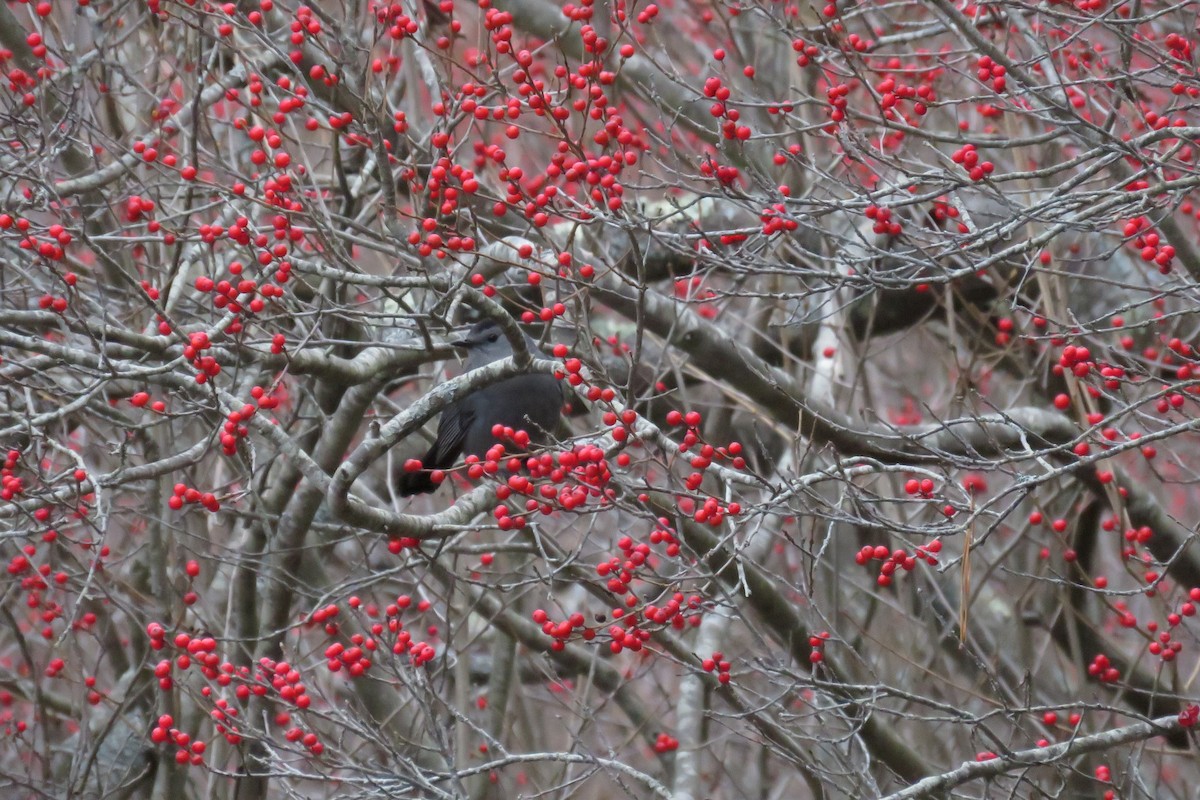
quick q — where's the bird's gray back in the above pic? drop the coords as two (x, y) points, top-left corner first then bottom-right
(461, 371), (562, 456)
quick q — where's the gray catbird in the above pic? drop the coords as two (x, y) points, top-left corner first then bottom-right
(396, 319), (564, 495)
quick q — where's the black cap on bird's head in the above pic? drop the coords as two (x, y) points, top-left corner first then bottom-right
(449, 318), (551, 370)
(451, 318), (505, 350)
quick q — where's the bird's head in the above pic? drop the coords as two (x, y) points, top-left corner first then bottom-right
(452, 318), (504, 349)
(450, 319), (518, 365)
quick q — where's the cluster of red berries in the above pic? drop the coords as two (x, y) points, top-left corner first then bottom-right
(903, 477), (936, 497)
(36, 293), (68, 312)
(1165, 32), (1193, 62)
(1060, 344), (1097, 380)
(124, 194), (155, 223)
(517, 445), (611, 524)
(761, 202), (800, 236)
(664, 410), (744, 520)
(282, 723), (325, 755)
(605, 618), (651, 654)
(168, 483), (221, 512)
(150, 714), (207, 766)
(406, 435), (617, 520)
(521, 299), (570, 324)
(250, 659), (324, 754)
(1148, 629), (1183, 661)
(827, 82), (850, 122)
(864, 204), (902, 236)
(598, 534), (662, 597)
(129, 391), (166, 413)
(546, 445), (614, 509)
(219, 386), (278, 456)
(0, 213), (61, 267)
(701, 652), (731, 684)
(671, 277), (721, 319)
(1040, 709), (1082, 730)
(951, 143), (994, 181)
(1087, 653), (1119, 683)
(324, 639), (376, 677)
(873, 74), (934, 119)
(316, 595), (437, 667)
(929, 199), (967, 233)
(533, 609), (591, 651)
(791, 37), (819, 67)
(698, 157), (741, 185)
(653, 733), (679, 753)
(644, 592), (698, 626)
(14, 216), (70, 262)
(7, 543), (70, 641)
(183, 331), (221, 384)
(149, 628), (224, 690)
(258, 657), (313, 709)
(533, 533), (703, 655)
(220, 405), (254, 456)
(309, 603), (340, 634)
(809, 631), (831, 663)
(2, 450), (25, 501)
(976, 55), (1007, 92)
(1123, 217), (1175, 274)
(195, 274), (280, 317)
(855, 540), (941, 587)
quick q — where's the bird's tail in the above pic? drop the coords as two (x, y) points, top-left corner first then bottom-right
(395, 449), (442, 496)
(395, 471), (437, 496)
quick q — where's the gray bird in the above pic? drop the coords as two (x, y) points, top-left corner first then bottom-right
(396, 318), (564, 495)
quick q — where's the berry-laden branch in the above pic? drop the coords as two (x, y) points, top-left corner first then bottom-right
(7, 0), (1200, 796)
(647, 489), (932, 785)
(882, 714), (1190, 800)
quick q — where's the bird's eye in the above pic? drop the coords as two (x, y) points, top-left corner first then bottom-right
(487, 334), (499, 343)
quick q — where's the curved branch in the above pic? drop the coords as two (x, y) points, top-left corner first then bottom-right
(882, 715), (1185, 800)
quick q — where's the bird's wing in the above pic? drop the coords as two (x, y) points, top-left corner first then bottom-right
(425, 399), (474, 469)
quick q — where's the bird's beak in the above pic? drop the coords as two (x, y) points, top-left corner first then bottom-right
(449, 333), (471, 349)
